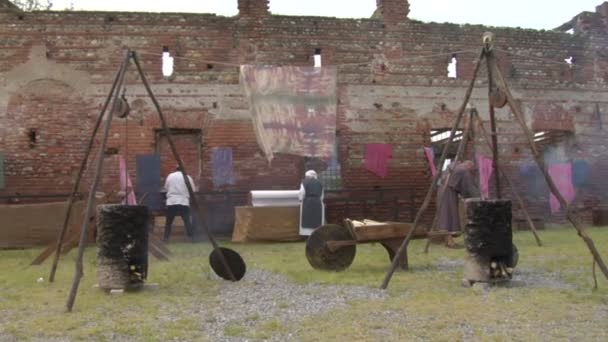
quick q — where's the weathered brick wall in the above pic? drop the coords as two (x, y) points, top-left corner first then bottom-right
(1, 0), (608, 225)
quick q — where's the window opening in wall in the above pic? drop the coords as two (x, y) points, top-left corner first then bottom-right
(161, 46), (174, 77)
(429, 128), (463, 171)
(447, 55), (458, 78)
(313, 48), (322, 68)
(564, 56), (575, 68)
(430, 129), (462, 143)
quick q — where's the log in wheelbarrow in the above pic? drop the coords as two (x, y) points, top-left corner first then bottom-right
(305, 219), (442, 272)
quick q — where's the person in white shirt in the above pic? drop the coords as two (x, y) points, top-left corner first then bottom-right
(163, 166), (196, 242)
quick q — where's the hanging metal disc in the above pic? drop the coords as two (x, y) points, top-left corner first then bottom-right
(209, 247), (246, 281)
(114, 97), (131, 118)
(305, 224), (356, 272)
(490, 87), (507, 108)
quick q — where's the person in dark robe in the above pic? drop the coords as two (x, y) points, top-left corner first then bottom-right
(298, 170), (325, 236)
(437, 160), (478, 248)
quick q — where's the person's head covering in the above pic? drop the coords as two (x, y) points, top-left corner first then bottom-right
(305, 170), (317, 179)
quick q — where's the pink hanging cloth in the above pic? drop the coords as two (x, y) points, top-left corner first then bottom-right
(424, 147), (437, 177)
(119, 156), (137, 205)
(476, 154), (494, 200)
(364, 144), (393, 178)
(548, 163), (575, 214)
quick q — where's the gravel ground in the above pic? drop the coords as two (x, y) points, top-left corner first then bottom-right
(198, 260), (579, 341)
(434, 257), (576, 289)
(201, 269), (387, 341)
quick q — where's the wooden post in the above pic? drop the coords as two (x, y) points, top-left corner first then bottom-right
(66, 51), (131, 312)
(380, 49), (486, 289)
(45, 58), (126, 280)
(131, 52), (237, 282)
(486, 51), (502, 198)
(489, 53), (608, 280)
(473, 113), (543, 246)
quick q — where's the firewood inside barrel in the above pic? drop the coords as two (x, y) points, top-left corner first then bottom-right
(97, 204), (149, 290)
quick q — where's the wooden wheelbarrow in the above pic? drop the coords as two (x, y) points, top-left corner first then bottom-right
(305, 219), (441, 272)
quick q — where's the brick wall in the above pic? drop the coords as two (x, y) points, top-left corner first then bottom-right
(2, 0), (608, 225)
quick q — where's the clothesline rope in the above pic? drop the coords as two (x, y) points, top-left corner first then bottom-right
(136, 49), (480, 68)
(494, 48), (580, 68)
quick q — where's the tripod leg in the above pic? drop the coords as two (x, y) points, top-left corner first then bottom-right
(66, 51), (131, 312)
(46, 55), (127, 281)
(489, 53), (608, 280)
(381, 49), (486, 290)
(130, 52), (237, 282)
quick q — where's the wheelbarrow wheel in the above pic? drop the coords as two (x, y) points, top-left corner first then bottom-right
(305, 224), (356, 272)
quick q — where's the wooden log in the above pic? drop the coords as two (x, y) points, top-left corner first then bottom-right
(352, 222), (427, 242)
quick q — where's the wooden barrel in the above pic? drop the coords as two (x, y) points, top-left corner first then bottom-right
(97, 204), (149, 290)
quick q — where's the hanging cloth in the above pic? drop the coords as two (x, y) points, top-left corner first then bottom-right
(548, 163), (575, 214)
(476, 154), (494, 200)
(424, 147), (437, 177)
(364, 143), (392, 178)
(119, 156), (137, 205)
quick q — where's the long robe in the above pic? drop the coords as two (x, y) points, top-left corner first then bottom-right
(437, 164), (478, 233)
(298, 178), (325, 236)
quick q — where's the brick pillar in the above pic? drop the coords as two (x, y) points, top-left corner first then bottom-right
(597, 2), (608, 17)
(238, 0), (270, 20)
(376, 0), (409, 26)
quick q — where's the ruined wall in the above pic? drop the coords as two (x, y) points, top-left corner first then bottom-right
(1, 0), (608, 224)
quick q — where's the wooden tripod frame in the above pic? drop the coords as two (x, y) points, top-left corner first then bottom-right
(381, 33), (608, 290)
(39, 50), (239, 312)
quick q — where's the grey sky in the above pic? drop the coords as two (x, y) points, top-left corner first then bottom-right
(52, 1), (601, 30)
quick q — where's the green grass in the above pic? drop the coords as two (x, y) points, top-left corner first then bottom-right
(1, 227), (607, 341)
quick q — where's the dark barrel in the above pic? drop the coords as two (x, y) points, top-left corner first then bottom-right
(464, 199), (512, 259)
(97, 204), (149, 289)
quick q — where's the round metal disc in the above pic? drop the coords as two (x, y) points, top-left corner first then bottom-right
(209, 247), (246, 281)
(490, 88), (507, 108)
(115, 97), (131, 118)
(305, 224), (356, 272)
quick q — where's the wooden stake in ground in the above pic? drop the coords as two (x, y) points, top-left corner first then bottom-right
(488, 52), (608, 280)
(66, 51), (131, 312)
(380, 49), (486, 290)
